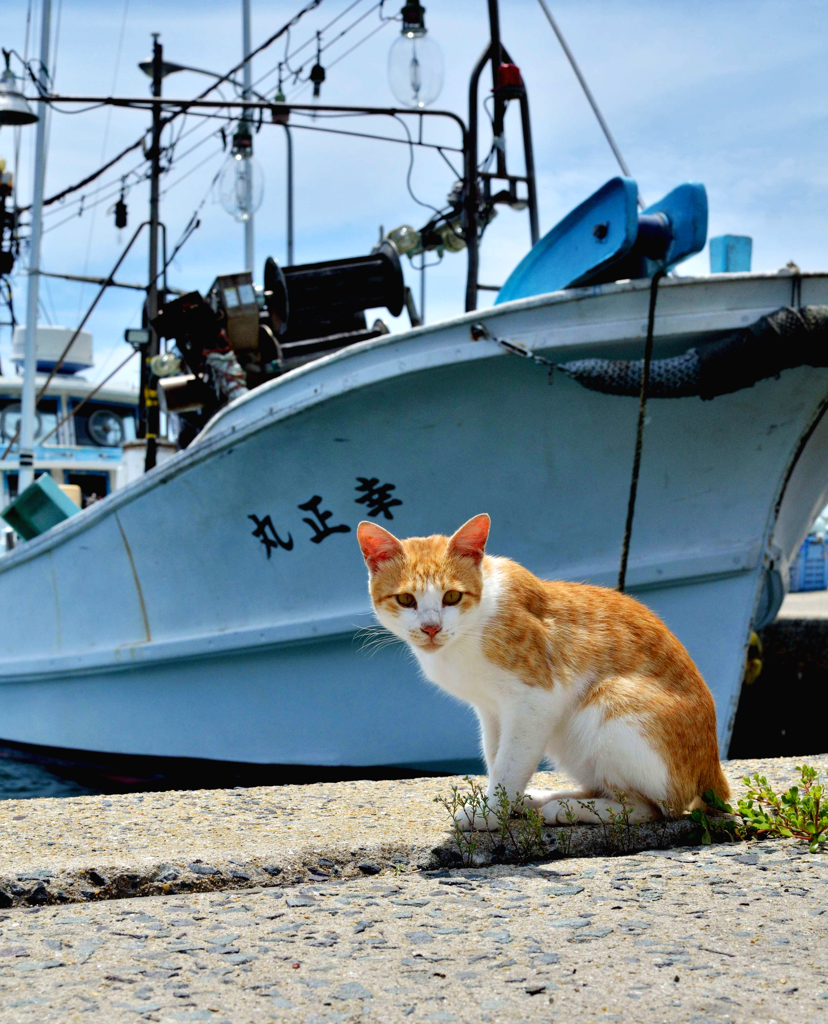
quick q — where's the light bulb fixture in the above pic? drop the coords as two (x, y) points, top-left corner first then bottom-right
(439, 218), (466, 253)
(310, 33), (325, 99)
(271, 63), (289, 124)
(218, 121), (264, 223)
(0, 51), (38, 126)
(310, 62), (325, 98)
(387, 2), (443, 109)
(386, 224), (420, 256)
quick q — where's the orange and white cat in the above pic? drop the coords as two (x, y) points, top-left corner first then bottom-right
(357, 513), (729, 829)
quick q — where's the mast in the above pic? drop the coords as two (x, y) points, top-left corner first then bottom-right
(242, 0), (254, 275)
(142, 33), (163, 473)
(465, 0), (539, 312)
(18, 0), (52, 493)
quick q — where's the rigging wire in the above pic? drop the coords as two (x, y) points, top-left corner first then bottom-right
(284, 117), (461, 154)
(163, 165), (223, 271)
(325, 13), (391, 72)
(159, 145), (223, 197)
(76, 0), (131, 321)
(270, 1), (385, 90)
(18, 0), (325, 213)
(265, 0), (368, 88)
(535, 0), (643, 208)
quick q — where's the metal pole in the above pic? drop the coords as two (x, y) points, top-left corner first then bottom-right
(518, 92), (540, 246)
(487, 0), (507, 178)
(143, 33), (163, 472)
(283, 123), (293, 265)
(18, 0), (52, 494)
(420, 254), (426, 326)
(465, 45), (490, 313)
(242, 0), (255, 274)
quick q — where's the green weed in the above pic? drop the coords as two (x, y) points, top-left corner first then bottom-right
(435, 776), (549, 866)
(690, 764), (828, 853)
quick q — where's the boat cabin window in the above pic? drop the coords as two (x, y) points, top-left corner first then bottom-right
(65, 471), (109, 507)
(71, 401), (136, 448)
(0, 398), (59, 446)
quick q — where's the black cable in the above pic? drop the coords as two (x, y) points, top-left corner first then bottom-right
(617, 269), (666, 593)
(160, 146), (223, 198)
(326, 15), (391, 70)
(391, 114), (444, 219)
(282, 117), (462, 153)
(19, 135), (145, 213)
(262, 0), (371, 88)
(19, 0), (324, 214)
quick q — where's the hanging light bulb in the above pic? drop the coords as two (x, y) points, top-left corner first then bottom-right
(0, 53), (38, 126)
(387, 2), (443, 109)
(310, 32), (326, 104)
(271, 63), (289, 125)
(218, 121), (264, 224)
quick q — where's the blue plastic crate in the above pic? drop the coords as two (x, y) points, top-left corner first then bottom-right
(789, 536), (828, 592)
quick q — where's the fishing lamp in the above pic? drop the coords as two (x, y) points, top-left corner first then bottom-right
(386, 223), (420, 255)
(387, 2), (444, 109)
(0, 53), (38, 126)
(218, 121), (264, 224)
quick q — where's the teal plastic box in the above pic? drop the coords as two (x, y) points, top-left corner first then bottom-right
(1, 473), (80, 540)
(710, 234), (752, 273)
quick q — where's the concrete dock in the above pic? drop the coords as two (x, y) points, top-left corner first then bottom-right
(0, 755), (826, 1022)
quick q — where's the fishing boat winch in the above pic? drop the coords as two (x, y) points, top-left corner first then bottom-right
(152, 241), (408, 446)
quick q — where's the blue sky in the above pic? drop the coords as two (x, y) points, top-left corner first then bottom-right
(2, 0), (827, 389)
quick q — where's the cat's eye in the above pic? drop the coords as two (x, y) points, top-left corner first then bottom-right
(443, 590), (462, 606)
(396, 593), (416, 608)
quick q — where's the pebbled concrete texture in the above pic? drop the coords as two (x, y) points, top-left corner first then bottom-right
(0, 755), (825, 909)
(0, 837), (826, 1023)
(0, 755), (826, 1023)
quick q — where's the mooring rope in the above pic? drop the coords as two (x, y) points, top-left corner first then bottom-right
(617, 269), (666, 593)
(472, 271), (664, 594)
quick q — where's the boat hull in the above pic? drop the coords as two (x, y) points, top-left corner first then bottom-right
(2, 273), (827, 766)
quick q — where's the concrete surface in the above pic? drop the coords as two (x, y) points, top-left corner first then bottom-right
(0, 757), (824, 909)
(1, 838), (826, 1023)
(777, 590), (828, 618)
(0, 756), (826, 1022)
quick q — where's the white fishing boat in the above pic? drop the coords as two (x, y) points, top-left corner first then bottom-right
(3, 0), (826, 781)
(0, 258), (826, 773)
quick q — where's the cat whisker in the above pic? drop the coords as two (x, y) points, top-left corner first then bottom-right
(355, 625), (404, 658)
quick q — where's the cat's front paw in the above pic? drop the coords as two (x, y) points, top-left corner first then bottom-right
(539, 798), (579, 825)
(522, 788), (557, 809)
(454, 804), (497, 832)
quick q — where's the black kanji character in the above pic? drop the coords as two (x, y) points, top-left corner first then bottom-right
(298, 495), (352, 544)
(354, 477), (402, 520)
(249, 514), (294, 558)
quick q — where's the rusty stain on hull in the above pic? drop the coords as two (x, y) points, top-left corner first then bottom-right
(115, 511), (151, 643)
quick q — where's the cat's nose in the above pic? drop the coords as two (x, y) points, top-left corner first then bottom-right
(421, 622), (442, 639)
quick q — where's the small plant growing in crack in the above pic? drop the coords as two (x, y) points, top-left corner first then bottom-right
(435, 777), (549, 866)
(555, 799), (577, 857)
(599, 790), (641, 855)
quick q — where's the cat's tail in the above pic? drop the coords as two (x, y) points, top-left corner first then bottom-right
(696, 757), (731, 809)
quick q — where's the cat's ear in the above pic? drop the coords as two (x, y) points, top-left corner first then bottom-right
(357, 521), (404, 573)
(448, 513), (490, 566)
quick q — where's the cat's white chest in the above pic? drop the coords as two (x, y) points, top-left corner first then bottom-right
(414, 637), (505, 704)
